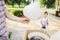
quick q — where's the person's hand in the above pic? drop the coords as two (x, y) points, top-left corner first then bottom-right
(21, 18), (30, 23)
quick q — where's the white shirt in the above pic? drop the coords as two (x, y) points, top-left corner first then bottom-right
(41, 17), (48, 26)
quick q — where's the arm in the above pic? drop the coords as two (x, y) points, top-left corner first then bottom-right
(5, 8), (29, 22)
(5, 12), (27, 22)
(3, 0), (29, 23)
(40, 17), (42, 24)
(47, 19), (49, 26)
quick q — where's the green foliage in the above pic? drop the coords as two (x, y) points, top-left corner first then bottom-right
(13, 10), (23, 17)
(40, 0), (55, 8)
(8, 9), (15, 14)
(7, 0), (12, 5)
(8, 32), (12, 39)
(5, 0), (30, 8)
(5, 0), (30, 5)
(8, 9), (23, 17)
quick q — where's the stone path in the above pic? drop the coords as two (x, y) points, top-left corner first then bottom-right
(6, 15), (60, 40)
(49, 14), (60, 21)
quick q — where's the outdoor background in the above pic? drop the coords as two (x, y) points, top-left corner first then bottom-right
(4, 0), (60, 17)
(4, 0), (60, 40)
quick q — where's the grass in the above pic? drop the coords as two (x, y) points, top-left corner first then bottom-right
(6, 4), (24, 14)
(6, 4), (26, 8)
(8, 9), (23, 13)
(6, 4), (24, 17)
(8, 9), (23, 17)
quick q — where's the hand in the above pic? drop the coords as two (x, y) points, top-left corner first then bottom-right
(47, 23), (48, 26)
(21, 18), (30, 23)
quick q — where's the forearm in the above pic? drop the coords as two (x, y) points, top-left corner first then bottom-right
(5, 12), (25, 22)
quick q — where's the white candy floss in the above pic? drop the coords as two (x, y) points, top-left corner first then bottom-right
(23, 1), (43, 20)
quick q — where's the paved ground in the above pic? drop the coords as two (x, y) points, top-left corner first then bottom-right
(6, 15), (60, 40)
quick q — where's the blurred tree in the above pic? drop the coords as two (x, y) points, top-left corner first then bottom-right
(21, 0), (30, 5)
(4, 0), (8, 4)
(12, 0), (15, 7)
(17, 0), (21, 8)
(5, 0), (30, 7)
(26, 0), (30, 5)
(8, 0), (12, 5)
(40, 0), (55, 8)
